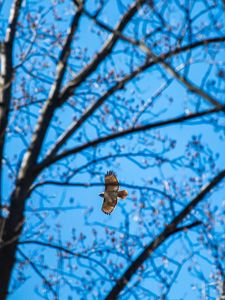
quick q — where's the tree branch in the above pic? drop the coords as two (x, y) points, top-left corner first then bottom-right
(160, 61), (223, 109)
(28, 180), (174, 205)
(16, 2), (84, 185)
(171, 220), (202, 234)
(0, 5), (83, 298)
(44, 36), (225, 162)
(50, 1), (84, 100)
(219, 279), (225, 300)
(0, 0), (23, 211)
(82, 7), (141, 46)
(58, 0), (147, 104)
(81, 10), (225, 109)
(105, 167), (225, 299)
(17, 248), (58, 299)
(36, 105), (224, 172)
(18, 240), (113, 277)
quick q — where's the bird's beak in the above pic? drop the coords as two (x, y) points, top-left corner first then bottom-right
(99, 193), (103, 198)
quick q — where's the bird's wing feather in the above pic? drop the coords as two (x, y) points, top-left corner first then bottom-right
(105, 171), (119, 192)
(101, 192), (117, 215)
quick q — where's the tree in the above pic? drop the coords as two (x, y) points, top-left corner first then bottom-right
(0, 0), (225, 299)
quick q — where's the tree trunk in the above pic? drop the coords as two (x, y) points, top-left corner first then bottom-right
(0, 241), (19, 299)
(0, 186), (26, 299)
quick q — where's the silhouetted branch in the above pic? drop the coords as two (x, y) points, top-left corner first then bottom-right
(172, 220), (202, 234)
(17, 248), (58, 299)
(161, 61), (223, 109)
(37, 106), (224, 172)
(19, 240), (113, 277)
(58, 0), (147, 104)
(1, 1), (224, 298)
(105, 167), (225, 299)
(45, 36), (225, 161)
(84, 10), (225, 109)
(29, 181), (174, 204)
(0, 0), (23, 210)
(0, 4), (84, 298)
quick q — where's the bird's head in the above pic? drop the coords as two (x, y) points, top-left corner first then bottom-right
(99, 192), (104, 198)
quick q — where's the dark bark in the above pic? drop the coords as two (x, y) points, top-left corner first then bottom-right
(0, 184), (27, 299)
(0, 2), (147, 297)
(0, 3), (83, 298)
(0, 0), (23, 211)
(0, 0), (23, 295)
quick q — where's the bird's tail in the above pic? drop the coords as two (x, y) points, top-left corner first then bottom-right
(118, 190), (128, 199)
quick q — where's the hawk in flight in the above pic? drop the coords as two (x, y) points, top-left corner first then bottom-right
(99, 171), (128, 214)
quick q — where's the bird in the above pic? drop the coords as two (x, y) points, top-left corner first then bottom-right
(99, 171), (128, 214)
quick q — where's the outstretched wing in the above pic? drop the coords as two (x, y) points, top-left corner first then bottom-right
(105, 170), (119, 192)
(101, 193), (117, 215)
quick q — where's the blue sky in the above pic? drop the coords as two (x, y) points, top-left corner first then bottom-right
(1, 0), (225, 299)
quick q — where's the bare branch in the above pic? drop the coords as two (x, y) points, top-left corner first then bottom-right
(219, 280), (225, 300)
(44, 36), (225, 161)
(0, 4), (83, 298)
(160, 61), (223, 109)
(29, 181), (174, 205)
(105, 167), (225, 299)
(0, 0), (23, 209)
(83, 12), (224, 109)
(18, 240), (113, 278)
(16, 2), (84, 182)
(58, 0), (148, 104)
(36, 105), (224, 172)
(82, 7), (141, 46)
(1, 1), (224, 297)
(171, 220), (202, 234)
(50, 2), (84, 100)
(17, 248), (58, 299)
